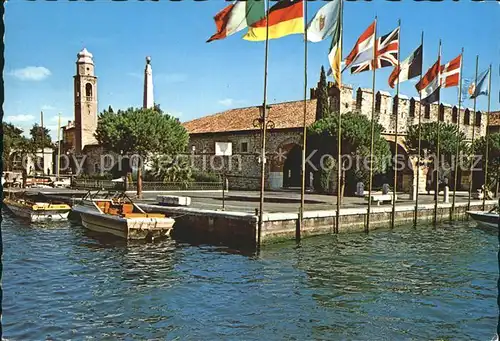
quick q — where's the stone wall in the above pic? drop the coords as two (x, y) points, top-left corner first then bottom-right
(318, 84), (487, 140)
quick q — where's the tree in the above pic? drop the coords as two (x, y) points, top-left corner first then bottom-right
(307, 111), (391, 197)
(30, 124), (52, 148)
(2, 122), (31, 171)
(315, 66), (330, 121)
(94, 106), (189, 198)
(472, 133), (500, 193)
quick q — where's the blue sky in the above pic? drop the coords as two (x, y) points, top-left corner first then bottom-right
(5, 0), (500, 141)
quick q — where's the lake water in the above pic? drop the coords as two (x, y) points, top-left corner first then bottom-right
(2, 209), (499, 340)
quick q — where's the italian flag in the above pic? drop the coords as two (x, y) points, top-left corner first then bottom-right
(207, 0), (266, 43)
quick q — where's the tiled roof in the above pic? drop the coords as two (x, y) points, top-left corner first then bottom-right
(183, 99), (318, 134)
(489, 111), (500, 126)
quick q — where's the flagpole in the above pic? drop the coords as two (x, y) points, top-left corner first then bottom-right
(366, 15), (377, 233)
(482, 63), (492, 210)
(57, 113), (61, 179)
(40, 111), (45, 176)
(467, 55), (479, 212)
(433, 39), (442, 226)
(299, 0), (308, 242)
(257, 0), (271, 251)
(335, 0), (344, 234)
(414, 31), (424, 227)
(390, 19), (401, 229)
(451, 47), (464, 220)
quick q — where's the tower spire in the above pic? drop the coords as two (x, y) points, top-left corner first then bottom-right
(143, 56), (154, 109)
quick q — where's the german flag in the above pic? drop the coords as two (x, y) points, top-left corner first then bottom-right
(243, 0), (304, 41)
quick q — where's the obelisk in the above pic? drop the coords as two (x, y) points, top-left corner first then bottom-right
(143, 56), (154, 109)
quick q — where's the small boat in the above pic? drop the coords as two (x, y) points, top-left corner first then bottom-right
(3, 191), (71, 222)
(467, 207), (499, 229)
(71, 190), (175, 240)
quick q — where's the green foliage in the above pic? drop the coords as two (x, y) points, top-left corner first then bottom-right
(192, 170), (221, 183)
(2, 122), (32, 171)
(30, 124), (52, 148)
(315, 66), (330, 120)
(472, 133), (500, 187)
(314, 156), (333, 193)
(95, 106), (189, 159)
(406, 122), (468, 162)
(307, 111), (391, 187)
(150, 155), (193, 185)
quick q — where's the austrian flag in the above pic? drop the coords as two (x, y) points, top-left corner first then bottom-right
(440, 54), (461, 88)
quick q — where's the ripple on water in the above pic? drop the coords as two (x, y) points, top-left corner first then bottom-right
(2, 212), (498, 340)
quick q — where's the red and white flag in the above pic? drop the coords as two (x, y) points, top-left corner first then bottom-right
(415, 56), (441, 105)
(440, 54), (461, 88)
(343, 21), (376, 69)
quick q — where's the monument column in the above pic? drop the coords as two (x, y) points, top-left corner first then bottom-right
(143, 56), (154, 109)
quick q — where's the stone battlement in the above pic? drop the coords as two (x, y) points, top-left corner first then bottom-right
(310, 81), (486, 140)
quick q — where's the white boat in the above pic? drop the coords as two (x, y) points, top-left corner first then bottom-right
(467, 209), (499, 229)
(3, 191), (71, 222)
(71, 190), (175, 240)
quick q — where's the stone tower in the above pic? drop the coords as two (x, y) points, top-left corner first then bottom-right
(143, 56), (154, 109)
(74, 48), (98, 153)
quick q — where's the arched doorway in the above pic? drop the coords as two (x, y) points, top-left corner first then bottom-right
(376, 140), (414, 192)
(283, 144), (302, 188)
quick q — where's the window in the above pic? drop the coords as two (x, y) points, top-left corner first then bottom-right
(424, 104), (430, 119)
(409, 98), (416, 117)
(356, 89), (362, 110)
(475, 112), (481, 127)
(438, 105), (444, 121)
(464, 109), (470, 125)
(94, 163), (99, 173)
(392, 96), (398, 116)
(241, 141), (249, 153)
(452, 107), (458, 124)
(375, 92), (381, 112)
(85, 83), (93, 98)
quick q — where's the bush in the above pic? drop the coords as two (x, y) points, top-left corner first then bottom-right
(192, 171), (221, 183)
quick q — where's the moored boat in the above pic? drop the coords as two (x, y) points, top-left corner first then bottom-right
(467, 209), (499, 229)
(3, 191), (71, 222)
(71, 190), (174, 240)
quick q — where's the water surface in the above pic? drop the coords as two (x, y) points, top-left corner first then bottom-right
(2, 209), (498, 340)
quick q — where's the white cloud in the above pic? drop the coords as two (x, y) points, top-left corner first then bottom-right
(8, 66), (52, 81)
(5, 114), (35, 123)
(41, 105), (56, 111)
(218, 98), (246, 107)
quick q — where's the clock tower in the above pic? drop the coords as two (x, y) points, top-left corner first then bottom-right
(74, 48), (98, 153)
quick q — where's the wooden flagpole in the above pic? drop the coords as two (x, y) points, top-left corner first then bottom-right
(299, 0), (308, 242)
(482, 63), (492, 211)
(390, 19), (401, 229)
(451, 48), (464, 220)
(57, 113), (61, 179)
(40, 111), (45, 176)
(366, 15), (377, 233)
(433, 39), (442, 226)
(414, 31), (424, 227)
(335, 0), (344, 234)
(257, 0), (271, 251)
(467, 55), (479, 212)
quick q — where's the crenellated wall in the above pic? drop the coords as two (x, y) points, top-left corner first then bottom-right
(313, 83), (487, 140)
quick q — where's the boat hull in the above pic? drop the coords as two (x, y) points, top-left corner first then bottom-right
(467, 211), (498, 229)
(72, 204), (174, 240)
(4, 203), (70, 222)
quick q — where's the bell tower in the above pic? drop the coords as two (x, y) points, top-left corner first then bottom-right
(74, 48), (98, 153)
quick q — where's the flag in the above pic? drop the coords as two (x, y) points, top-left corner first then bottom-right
(306, 0), (341, 42)
(343, 21), (375, 69)
(462, 68), (490, 100)
(207, 0), (265, 43)
(416, 57), (441, 105)
(388, 44), (422, 88)
(350, 26), (399, 74)
(243, 0), (304, 41)
(440, 54), (461, 88)
(327, 20), (342, 85)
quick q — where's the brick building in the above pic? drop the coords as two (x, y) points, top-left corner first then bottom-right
(183, 82), (488, 193)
